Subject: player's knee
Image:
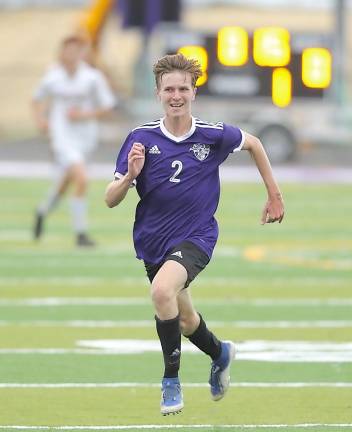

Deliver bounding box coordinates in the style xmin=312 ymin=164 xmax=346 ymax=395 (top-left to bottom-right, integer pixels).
xmin=74 ymin=174 xmax=87 ymax=195
xmin=151 ymin=281 xmax=175 ymax=307
xmin=179 ymin=312 xmax=199 ymax=335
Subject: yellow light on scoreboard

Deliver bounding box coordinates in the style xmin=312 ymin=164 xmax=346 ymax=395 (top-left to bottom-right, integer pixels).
xmin=302 ymin=48 xmax=332 ymax=89
xmin=272 ymin=68 xmax=292 ymax=108
xmin=253 ymin=27 xmax=290 ymax=67
xmin=217 ymin=26 xmax=248 ymax=66
xmin=178 ymin=45 xmax=208 ymax=86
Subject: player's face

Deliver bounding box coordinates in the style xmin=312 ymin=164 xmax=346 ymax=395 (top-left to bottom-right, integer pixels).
xmin=60 ymin=42 xmax=85 ymax=69
xmin=157 ymin=71 xmax=196 ymax=119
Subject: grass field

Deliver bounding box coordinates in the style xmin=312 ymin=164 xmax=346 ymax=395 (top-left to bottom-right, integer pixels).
xmin=0 ymin=179 xmax=351 ymax=432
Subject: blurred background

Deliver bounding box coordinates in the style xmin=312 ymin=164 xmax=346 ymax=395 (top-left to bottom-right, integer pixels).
xmin=0 ymin=3 xmax=351 ymax=427
xmin=1 ymin=0 xmax=352 ymax=168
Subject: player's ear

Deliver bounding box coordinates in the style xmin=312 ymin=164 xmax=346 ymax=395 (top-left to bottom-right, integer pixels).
xmin=192 ymin=86 xmax=197 ymax=101
xmin=155 ymin=87 xmax=161 ymax=101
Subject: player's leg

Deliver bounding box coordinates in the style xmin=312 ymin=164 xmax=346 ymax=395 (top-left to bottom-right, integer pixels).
xmin=173 ymin=246 xmax=236 ymax=402
xmin=165 ymin=242 xmax=221 ymax=364
xmin=152 ymin=260 xmax=186 ymax=319
xmin=151 ymin=260 xmax=186 ymax=415
xmin=69 ymin=163 xmax=95 ymax=247
xmin=180 ymin=291 xmax=235 ymax=401
xmin=178 ymin=289 xmax=222 ymax=360
xmin=177 ymin=288 xmax=200 ymax=335
xmin=33 ymin=165 xmax=70 ymax=240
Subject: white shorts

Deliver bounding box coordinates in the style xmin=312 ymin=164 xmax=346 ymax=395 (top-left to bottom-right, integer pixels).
xmin=54 ymin=146 xmax=85 ymax=167
xmin=52 ymin=140 xmax=97 ymax=168
xmin=51 ymin=123 xmax=98 ymax=168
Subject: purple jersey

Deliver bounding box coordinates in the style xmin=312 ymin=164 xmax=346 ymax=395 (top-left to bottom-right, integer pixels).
xmin=114 ymin=117 xmax=244 ymax=263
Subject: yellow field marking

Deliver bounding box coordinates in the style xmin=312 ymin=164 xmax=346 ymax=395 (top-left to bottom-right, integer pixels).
xmin=243 ymin=246 xmax=266 ymax=261
xmin=243 ymin=245 xmax=352 ymax=270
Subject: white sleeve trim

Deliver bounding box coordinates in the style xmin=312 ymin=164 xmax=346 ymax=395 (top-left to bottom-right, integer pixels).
xmin=232 ymin=129 xmax=245 ymax=153
xmin=114 ymin=172 xmax=136 ymax=187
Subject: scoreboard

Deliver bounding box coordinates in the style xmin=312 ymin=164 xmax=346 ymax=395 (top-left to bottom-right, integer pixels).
xmin=166 ymin=27 xmax=333 ymax=107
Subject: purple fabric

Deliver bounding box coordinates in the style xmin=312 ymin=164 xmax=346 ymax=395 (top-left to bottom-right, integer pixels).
xmin=114 ymin=118 xmax=243 ymax=263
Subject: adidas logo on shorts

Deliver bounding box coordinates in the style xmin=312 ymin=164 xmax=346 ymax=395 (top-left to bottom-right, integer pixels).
xmin=171 ymin=251 xmax=183 ymax=259
xmin=148 ymin=145 xmax=161 ymax=154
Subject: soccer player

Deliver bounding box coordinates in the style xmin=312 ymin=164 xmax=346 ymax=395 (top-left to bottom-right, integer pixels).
xmin=105 ymin=53 xmax=284 ymax=415
xmin=32 ymin=35 xmax=116 ymax=246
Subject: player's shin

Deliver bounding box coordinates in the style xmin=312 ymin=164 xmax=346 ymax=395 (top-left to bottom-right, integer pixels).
xmin=184 ymin=312 xmax=221 ymax=360
xmin=155 ymin=314 xmax=181 ymax=377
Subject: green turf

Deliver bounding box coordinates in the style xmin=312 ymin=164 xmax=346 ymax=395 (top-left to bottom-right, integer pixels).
xmin=0 ymin=302 xmax=351 ymax=322
xmin=0 ymin=353 xmax=351 ymax=383
xmin=0 ymin=179 xmax=351 ymax=430
xmin=1 ymin=324 xmax=352 ymax=348
xmin=0 ymin=387 xmax=352 ymax=427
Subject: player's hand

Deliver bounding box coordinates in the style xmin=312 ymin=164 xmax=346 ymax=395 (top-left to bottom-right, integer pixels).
xmin=37 ymin=118 xmax=49 ymax=135
xmin=67 ymin=107 xmax=90 ymax=121
xmin=127 ymin=143 xmax=145 ymax=181
xmin=261 ymin=193 xmax=284 ymax=224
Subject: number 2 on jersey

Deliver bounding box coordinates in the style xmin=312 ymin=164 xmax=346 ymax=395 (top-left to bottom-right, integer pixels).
xmin=169 ymin=160 xmax=183 ymax=183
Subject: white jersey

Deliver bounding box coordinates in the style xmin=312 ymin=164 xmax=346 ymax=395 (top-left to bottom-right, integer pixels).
xmin=33 ymin=61 xmax=116 ymax=166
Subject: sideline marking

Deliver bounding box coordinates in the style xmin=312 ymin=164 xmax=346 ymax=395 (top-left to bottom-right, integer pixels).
xmin=1 ymin=320 xmax=352 ymax=328
xmin=1 ymin=297 xmax=352 ymax=306
xmin=2 ymin=160 xmax=352 ymax=183
xmin=0 ymin=423 xmax=352 ymax=430
xmin=75 ymin=339 xmax=352 ymax=362
xmin=1 ymin=341 xmax=352 ymax=362
xmin=0 ymin=276 xmax=347 ymax=286
xmin=0 ymin=382 xmax=351 ymax=388
xmin=244 ymin=245 xmax=352 ymax=271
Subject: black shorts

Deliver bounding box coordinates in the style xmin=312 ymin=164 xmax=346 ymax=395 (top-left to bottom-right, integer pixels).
xmin=144 ymin=240 xmax=210 ymax=288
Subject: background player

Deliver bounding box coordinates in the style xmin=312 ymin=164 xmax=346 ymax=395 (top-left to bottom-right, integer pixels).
xmin=105 ymin=53 xmax=284 ymax=414
xmin=32 ymin=35 xmax=116 ymax=246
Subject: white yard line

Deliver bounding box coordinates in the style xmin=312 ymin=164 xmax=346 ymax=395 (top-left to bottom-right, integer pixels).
xmin=0 ymin=320 xmax=352 ymax=328
xmin=0 ymin=276 xmax=346 ymax=287
xmin=2 ymin=161 xmax=352 ymax=183
xmin=2 ymin=340 xmax=352 ymax=362
xmin=1 ymin=297 xmax=352 ymax=306
xmin=0 ymin=423 xmax=352 ymax=430
xmin=0 ymin=298 xmax=150 ymax=306
xmin=0 ymin=382 xmax=351 ymax=388
xmin=74 ymin=339 xmax=352 ymax=362
xmin=0 ymin=277 xmax=147 ymax=286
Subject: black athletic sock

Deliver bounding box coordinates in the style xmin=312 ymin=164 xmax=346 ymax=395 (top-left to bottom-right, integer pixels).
xmin=185 ymin=313 xmax=221 ymax=361
xmin=155 ymin=314 xmax=181 ymax=378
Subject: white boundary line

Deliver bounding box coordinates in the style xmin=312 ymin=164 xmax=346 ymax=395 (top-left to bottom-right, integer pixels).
xmin=1 ymin=297 xmax=352 ymax=306
xmin=3 ymin=340 xmax=352 ymax=362
xmin=0 ymin=382 xmax=351 ymax=388
xmin=1 ymin=320 xmax=352 ymax=328
xmin=0 ymin=423 xmax=352 ymax=430
xmin=2 ymin=160 xmax=352 ymax=183
xmin=0 ymin=160 xmax=352 ymax=184
xmin=0 ymin=276 xmax=347 ymax=286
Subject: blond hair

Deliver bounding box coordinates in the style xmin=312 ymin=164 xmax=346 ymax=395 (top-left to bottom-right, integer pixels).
xmin=153 ymin=53 xmax=202 ymax=88
xmin=61 ymin=35 xmax=87 ymax=48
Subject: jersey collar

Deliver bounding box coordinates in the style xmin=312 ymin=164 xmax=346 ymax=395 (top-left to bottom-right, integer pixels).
xmin=160 ymin=116 xmax=196 ymax=143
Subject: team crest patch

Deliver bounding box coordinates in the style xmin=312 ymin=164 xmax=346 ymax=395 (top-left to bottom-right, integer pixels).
xmin=190 ymin=143 xmax=210 ymax=161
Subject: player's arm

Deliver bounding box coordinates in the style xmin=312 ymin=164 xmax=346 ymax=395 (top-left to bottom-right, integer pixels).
xmin=105 ymin=143 xmax=145 ymax=208
xmin=67 ymin=106 xmax=114 ymax=121
xmin=69 ymin=71 xmax=116 ymax=121
xmin=32 ymin=99 xmax=49 ymax=134
xmin=242 ymin=132 xmax=284 ymax=224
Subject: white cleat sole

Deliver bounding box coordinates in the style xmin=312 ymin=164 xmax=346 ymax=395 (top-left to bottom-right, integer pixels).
xmin=161 ymin=402 xmax=184 ymax=416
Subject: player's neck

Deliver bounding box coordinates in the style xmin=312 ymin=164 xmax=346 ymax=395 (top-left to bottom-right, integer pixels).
xmin=163 ymin=115 xmax=192 ymax=137
xmin=63 ymin=62 xmax=79 ymax=76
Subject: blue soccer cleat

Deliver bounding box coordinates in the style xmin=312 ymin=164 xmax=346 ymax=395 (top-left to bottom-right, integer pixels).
xmin=209 ymin=341 xmax=236 ymax=401
xmin=160 ymin=377 xmax=184 ymax=415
